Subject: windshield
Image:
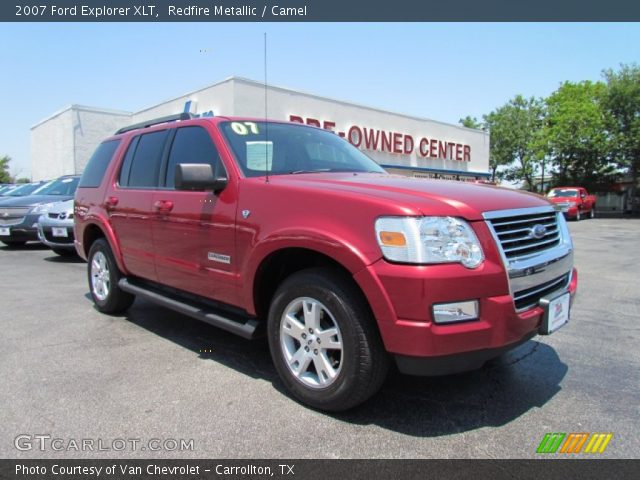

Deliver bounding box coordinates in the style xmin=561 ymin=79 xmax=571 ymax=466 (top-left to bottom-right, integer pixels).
xmin=6 ymin=182 xmax=44 ymax=196
xmin=220 ymin=121 xmax=386 ymax=177
xmin=548 ymin=189 xmax=578 ymax=198
xmin=32 ymin=177 xmax=80 ymax=196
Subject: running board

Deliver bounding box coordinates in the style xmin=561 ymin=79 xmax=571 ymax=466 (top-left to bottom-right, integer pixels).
xmin=118 ymin=278 xmax=261 ymax=339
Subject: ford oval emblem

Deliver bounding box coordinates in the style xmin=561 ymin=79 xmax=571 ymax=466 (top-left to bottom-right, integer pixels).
xmin=531 ymin=224 xmax=547 ymax=239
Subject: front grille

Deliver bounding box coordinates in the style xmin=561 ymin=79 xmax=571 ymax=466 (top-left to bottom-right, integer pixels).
xmin=0 ymin=217 xmax=25 ymax=226
xmin=0 ymin=207 xmax=31 ymax=216
xmin=0 ymin=207 xmax=30 ymax=226
xmin=513 ymin=273 xmax=570 ymax=311
xmin=43 ymin=228 xmax=74 ymax=244
xmin=488 ymin=211 xmax=560 ymax=259
xmin=48 ymin=213 xmax=60 ymax=219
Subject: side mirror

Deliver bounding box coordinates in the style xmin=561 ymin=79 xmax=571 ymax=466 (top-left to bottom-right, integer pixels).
xmin=175 ymin=163 xmax=227 ymax=192
xmin=581 ymin=193 xmax=586 ymax=198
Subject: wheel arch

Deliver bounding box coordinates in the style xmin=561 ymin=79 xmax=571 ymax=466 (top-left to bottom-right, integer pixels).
xmin=251 ymin=247 xmax=370 ymax=322
xmin=81 ymin=219 xmax=128 ymax=274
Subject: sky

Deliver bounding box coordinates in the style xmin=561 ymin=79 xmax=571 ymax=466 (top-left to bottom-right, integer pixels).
xmin=1 ymin=22 xmax=639 ymax=179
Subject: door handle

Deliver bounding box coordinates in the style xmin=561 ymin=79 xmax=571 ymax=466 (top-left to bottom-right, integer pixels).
xmin=153 ymin=200 xmax=174 ymax=213
xmin=105 ymin=196 xmax=119 ymax=211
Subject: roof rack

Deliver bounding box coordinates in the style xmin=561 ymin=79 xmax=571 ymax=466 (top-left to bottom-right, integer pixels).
xmin=115 ymin=112 xmax=197 ymax=135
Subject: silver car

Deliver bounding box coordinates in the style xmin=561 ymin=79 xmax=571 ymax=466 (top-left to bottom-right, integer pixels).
xmin=37 ymin=199 xmax=76 ymax=256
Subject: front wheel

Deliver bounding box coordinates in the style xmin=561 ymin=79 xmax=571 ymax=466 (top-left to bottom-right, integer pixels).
xmin=87 ymin=238 xmax=135 ymax=314
xmin=267 ymin=268 xmax=389 ymax=411
xmin=575 ymin=210 xmax=581 ymax=221
xmin=589 ymin=208 xmax=595 ymax=219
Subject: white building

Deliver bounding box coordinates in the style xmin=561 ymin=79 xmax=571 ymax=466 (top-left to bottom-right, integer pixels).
xmin=31 ymin=77 xmax=490 ymax=181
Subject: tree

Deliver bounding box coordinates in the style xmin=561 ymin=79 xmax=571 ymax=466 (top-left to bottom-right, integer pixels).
xmin=483 ymin=96 xmax=544 ymax=189
xmin=541 ymin=81 xmax=614 ymax=191
xmin=15 ymin=178 xmax=30 ymax=184
xmin=602 ymin=64 xmax=640 ymax=190
xmin=0 ymin=155 xmax=12 ymax=183
xmin=458 ymin=116 xmax=483 ymax=129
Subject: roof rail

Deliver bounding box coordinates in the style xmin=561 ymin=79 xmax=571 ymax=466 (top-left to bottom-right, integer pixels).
xmin=115 ymin=112 xmax=197 ymax=135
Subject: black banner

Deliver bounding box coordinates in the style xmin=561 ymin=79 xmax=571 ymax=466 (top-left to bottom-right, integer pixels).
xmin=3 ymin=0 xmax=640 ymax=22
xmin=0 ymin=460 xmax=638 ymax=480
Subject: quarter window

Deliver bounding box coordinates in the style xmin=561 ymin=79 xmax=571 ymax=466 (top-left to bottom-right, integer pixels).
xmin=122 ymin=130 xmax=169 ymax=188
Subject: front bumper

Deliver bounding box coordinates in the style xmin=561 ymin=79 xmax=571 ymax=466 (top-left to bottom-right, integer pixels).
xmin=0 ymin=214 xmax=41 ymax=242
xmin=356 ymin=260 xmax=578 ymax=375
xmin=37 ymin=216 xmax=75 ymax=249
xmin=353 ymin=210 xmax=577 ymax=376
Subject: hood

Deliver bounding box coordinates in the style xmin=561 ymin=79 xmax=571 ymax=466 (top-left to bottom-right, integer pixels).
xmin=271 ymin=173 xmax=553 ymax=220
xmin=46 ymin=199 xmax=75 ymax=215
xmin=0 ymin=194 xmax=74 ymax=208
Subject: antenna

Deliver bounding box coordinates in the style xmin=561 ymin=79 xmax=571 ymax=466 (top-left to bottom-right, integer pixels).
xmin=264 ymin=32 xmax=269 ymax=184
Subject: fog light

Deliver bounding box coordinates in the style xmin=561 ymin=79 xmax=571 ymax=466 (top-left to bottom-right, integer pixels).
xmin=432 ymin=300 xmax=479 ymax=324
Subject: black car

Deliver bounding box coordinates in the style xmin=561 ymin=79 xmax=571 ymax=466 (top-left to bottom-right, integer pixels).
xmin=0 ymin=176 xmax=80 ymax=247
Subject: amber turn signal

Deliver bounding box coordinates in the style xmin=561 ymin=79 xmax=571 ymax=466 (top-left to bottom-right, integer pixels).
xmin=378 ymin=231 xmax=407 ymax=247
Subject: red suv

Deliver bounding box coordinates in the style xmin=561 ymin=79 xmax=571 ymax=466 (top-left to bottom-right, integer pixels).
xmin=75 ymin=113 xmax=577 ymax=411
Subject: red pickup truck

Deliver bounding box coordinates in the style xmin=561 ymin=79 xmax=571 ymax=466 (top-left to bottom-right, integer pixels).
xmin=547 ymin=187 xmax=597 ymax=220
xmin=74 ymin=114 xmax=577 ymax=411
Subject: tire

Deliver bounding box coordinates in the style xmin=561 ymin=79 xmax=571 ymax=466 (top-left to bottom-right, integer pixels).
xmin=589 ymin=208 xmax=595 ymax=219
xmin=52 ymin=247 xmax=75 ymax=257
xmin=87 ymin=238 xmax=135 ymax=314
xmin=267 ymin=268 xmax=389 ymax=411
xmin=1 ymin=240 xmax=26 ymax=248
xmin=575 ymin=210 xmax=581 ymax=221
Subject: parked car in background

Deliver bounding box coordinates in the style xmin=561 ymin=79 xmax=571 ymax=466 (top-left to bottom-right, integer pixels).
xmin=0 ymin=175 xmax=80 ymax=247
xmin=547 ymin=187 xmax=597 ymax=220
xmin=0 ymin=185 xmax=16 ymax=196
xmin=0 ymin=181 xmax=47 ymax=199
xmin=37 ymin=199 xmax=77 ymax=256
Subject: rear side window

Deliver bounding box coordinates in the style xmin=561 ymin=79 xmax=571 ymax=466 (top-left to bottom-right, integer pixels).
xmin=120 ymin=130 xmax=169 ymax=188
xmin=79 ymin=140 xmax=121 ymax=188
xmin=165 ymin=127 xmax=222 ymax=188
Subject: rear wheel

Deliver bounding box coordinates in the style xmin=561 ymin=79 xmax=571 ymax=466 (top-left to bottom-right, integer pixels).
xmin=87 ymin=238 xmax=135 ymax=314
xmin=267 ymin=268 xmax=389 ymax=411
xmin=1 ymin=240 xmax=26 ymax=248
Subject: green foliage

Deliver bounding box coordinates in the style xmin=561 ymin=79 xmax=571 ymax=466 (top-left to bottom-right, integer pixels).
xmin=15 ymin=178 xmax=30 ymax=184
xmin=483 ymin=95 xmax=544 ymax=190
xmin=602 ymin=63 xmax=640 ymax=185
xmin=541 ymin=80 xmax=615 ymax=190
xmin=0 ymin=155 xmax=12 ymax=184
xmin=458 ymin=116 xmax=483 ymax=129
xmin=474 ymin=64 xmax=639 ymax=191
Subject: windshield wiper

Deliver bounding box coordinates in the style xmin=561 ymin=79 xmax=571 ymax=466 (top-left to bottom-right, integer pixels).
xmin=289 ymin=169 xmax=332 ymax=174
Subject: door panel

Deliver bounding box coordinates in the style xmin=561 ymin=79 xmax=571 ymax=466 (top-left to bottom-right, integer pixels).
xmin=108 ymin=189 xmax=157 ymax=281
xmin=151 ymin=190 xmax=236 ymax=302
xmin=150 ymin=125 xmax=238 ymax=304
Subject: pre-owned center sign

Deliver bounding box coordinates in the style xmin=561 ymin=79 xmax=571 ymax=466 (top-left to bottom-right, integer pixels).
xmin=289 ymin=115 xmax=472 ymax=162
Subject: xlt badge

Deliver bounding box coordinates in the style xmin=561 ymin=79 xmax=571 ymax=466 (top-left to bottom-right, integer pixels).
xmin=208 ymin=252 xmax=231 ymax=264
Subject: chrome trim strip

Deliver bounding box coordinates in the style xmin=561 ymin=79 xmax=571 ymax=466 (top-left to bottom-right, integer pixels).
xmin=482 ymin=205 xmax=556 ymax=220
xmin=483 ymin=206 xmax=574 ymax=312
xmin=502 ymin=235 xmax=560 ymax=253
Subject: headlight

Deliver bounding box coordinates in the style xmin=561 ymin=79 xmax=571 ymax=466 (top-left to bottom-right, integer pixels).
xmin=375 ymin=216 xmax=484 ymax=268
xmin=30 ymin=202 xmax=55 ymax=214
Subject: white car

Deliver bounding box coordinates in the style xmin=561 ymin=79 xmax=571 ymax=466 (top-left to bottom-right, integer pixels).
xmin=37 ymin=199 xmax=76 ymax=256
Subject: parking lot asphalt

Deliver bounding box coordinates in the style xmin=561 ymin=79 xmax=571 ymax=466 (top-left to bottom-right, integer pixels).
xmin=1 ymin=217 xmax=638 ymax=459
